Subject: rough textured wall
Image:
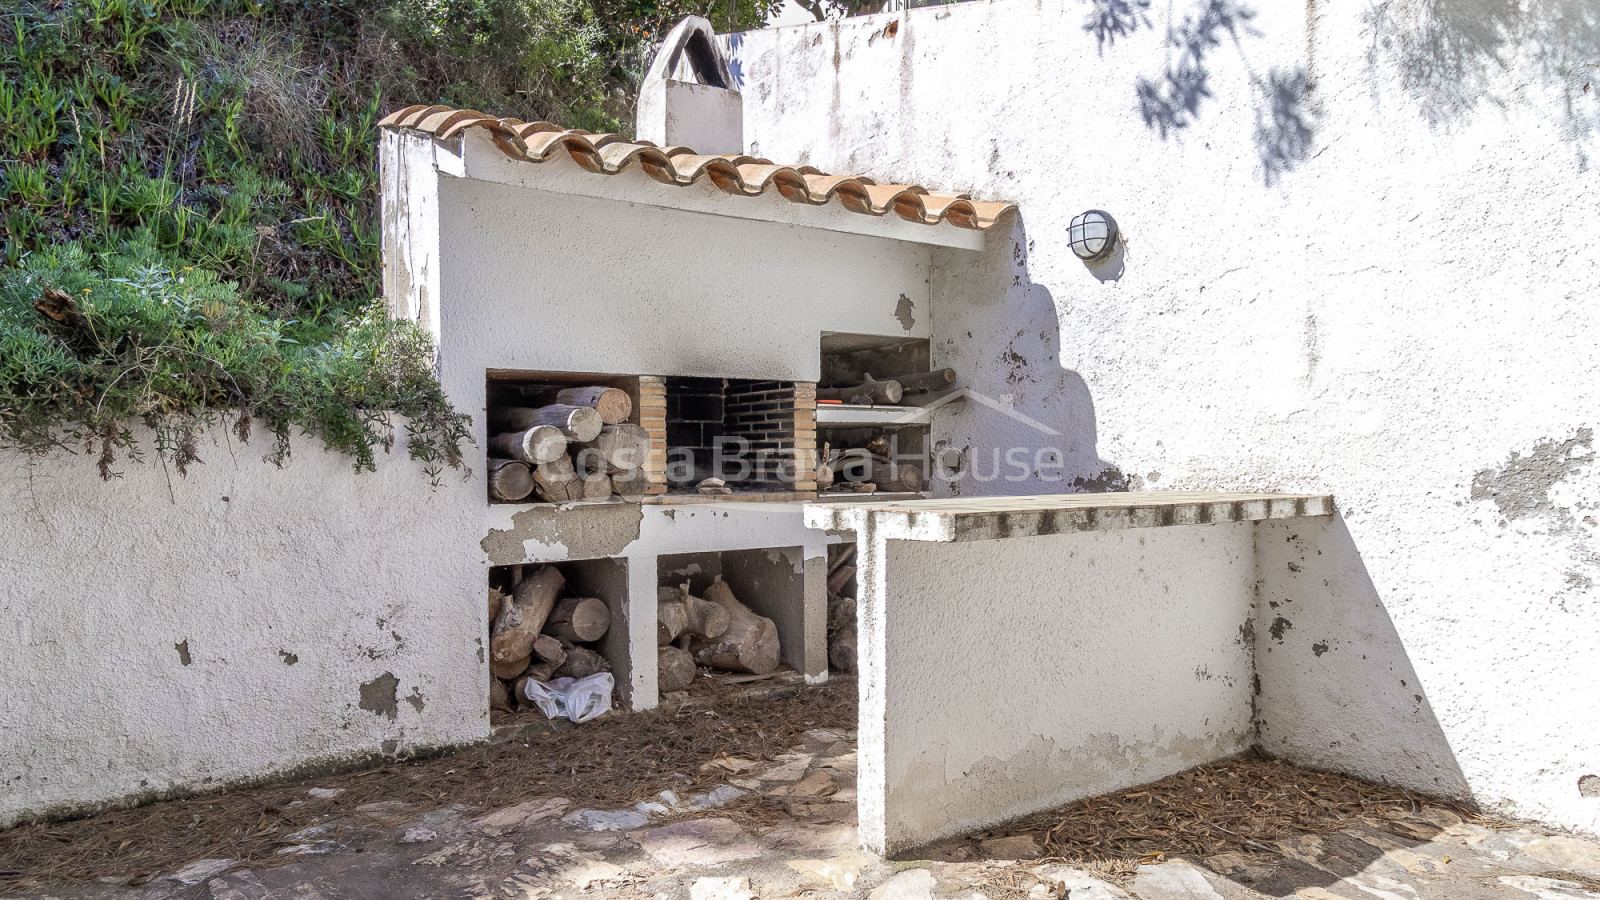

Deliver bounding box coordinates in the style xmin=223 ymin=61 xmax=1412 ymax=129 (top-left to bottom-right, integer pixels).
xmin=436 ymin=169 xmax=932 ymax=385
xmin=1255 ymin=515 xmax=1474 ymax=803
xmin=872 ymin=524 xmax=1257 ymax=853
xmin=0 ymin=430 xmax=485 ymax=828
xmin=735 ymin=0 xmax=1600 ymax=834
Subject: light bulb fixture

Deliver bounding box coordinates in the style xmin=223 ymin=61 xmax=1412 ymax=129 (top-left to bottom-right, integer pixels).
xmin=1068 ymin=210 xmax=1119 ymax=262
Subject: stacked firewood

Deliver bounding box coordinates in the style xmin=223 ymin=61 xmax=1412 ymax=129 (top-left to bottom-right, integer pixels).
xmin=826 ymin=545 xmax=858 ymax=673
xmin=656 ymin=579 xmax=781 ymax=692
xmin=488 ymin=565 xmax=613 ymax=712
xmin=815 ymin=367 xmax=955 ymax=406
xmin=815 ymin=368 xmax=954 ymax=495
xmin=487 ymin=386 xmax=652 ymax=503
xmin=818 ymin=436 xmax=924 ymax=494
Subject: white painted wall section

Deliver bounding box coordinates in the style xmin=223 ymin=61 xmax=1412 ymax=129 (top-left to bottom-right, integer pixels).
xmin=741 ymin=0 xmax=1600 ymax=836
xmin=874 ymin=526 xmax=1256 ymax=853
xmin=0 ymin=430 xmax=485 ymax=828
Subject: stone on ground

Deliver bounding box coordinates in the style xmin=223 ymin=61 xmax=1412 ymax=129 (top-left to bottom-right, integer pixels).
xmin=473 ymin=796 xmax=570 ymax=835
xmin=1132 ymin=861 xmax=1226 ymax=899
xmin=868 ymin=867 xmax=936 ymax=900
xmin=561 ymin=807 xmax=650 ymax=831
xmin=978 ymin=834 xmax=1042 ymax=859
xmin=690 ymin=875 xmax=756 ymax=900
xmin=787 ymin=851 xmax=875 ymax=890
xmin=1036 ymin=865 xmax=1133 ymax=899
xmin=630 ymin=818 xmax=763 ymax=868
xmin=166 ymin=858 xmax=234 ymax=884
xmin=1519 ymin=836 xmax=1600 ymax=877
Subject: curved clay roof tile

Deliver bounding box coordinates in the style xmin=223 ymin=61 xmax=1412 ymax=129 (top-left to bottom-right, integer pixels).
xmin=379 ymin=105 xmax=1016 ymax=233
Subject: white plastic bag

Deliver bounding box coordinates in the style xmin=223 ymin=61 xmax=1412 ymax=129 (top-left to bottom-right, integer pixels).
xmin=521 ymin=673 xmax=614 ymax=723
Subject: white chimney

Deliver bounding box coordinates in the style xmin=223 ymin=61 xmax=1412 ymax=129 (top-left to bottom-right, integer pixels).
xmin=636 ymin=16 xmax=743 ymax=155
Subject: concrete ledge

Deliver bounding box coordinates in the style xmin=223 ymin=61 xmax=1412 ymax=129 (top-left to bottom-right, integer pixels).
xmin=804 ymin=490 xmax=1334 ymax=542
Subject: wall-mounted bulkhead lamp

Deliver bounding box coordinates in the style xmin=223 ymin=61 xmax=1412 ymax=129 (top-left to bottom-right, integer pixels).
xmin=1068 ymin=210 xmax=1119 ymax=261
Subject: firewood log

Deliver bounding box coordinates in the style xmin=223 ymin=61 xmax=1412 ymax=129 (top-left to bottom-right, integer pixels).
xmin=490 ymin=565 xmax=564 ymax=676
xmin=580 ymin=471 xmax=612 ymax=501
xmin=554 ymin=644 xmax=611 ymax=679
xmin=656 ymin=584 xmax=730 ymax=645
xmin=533 ymin=455 xmax=581 ymax=503
xmin=555 ymin=386 xmax=632 ymax=425
xmin=491 ymin=652 xmax=531 ymax=680
xmin=490 ymin=675 xmax=512 ymax=712
xmin=488 ymin=587 xmax=507 ymax=625
xmin=487 ymin=459 xmax=535 ymax=502
xmin=816 ymin=442 xmax=834 ymax=487
xmin=495 ymin=404 xmax=603 ymax=442
xmin=658 ymin=645 xmax=697 ymax=692
xmin=543 ymin=596 xmax=610 ymax=643
xmin=532 ymin=634 xmax=566 ymax=665
xmin=612 ymin=468 xmax=650 ymax=499
xmin=826 ymin=565 xmax=856 ymax=597
xmin=829 ymin=543 xmax=856 ymax=575
xmin=578 ymin=424 xmax=650 ymax=472
xmin=837 ymin=451 xmax=922 ymax=493
xmin=895 ymin=368 xmax=957 ymax=394
xmin=657 ymin=590 xmax=690 ymax=645
xmin=829 ymin=628 xmax=858 ymax=673
xmin=692 ymin=580 xmax=780 ymax=675
xmin=512 ymin=663 xmax=559 ymax=708
xmin=828 ymin=594 xmax=857 ymax=631
xmin=488 ymin=425 xmax=568 ymax=465
xmin=817 ymin=374 xmax=903 ymax=406
xmin=883 ymin=461 xmax=923 ymax=493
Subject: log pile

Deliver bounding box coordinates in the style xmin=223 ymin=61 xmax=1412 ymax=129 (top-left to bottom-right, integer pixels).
xmin=826 ymin=544 xmax=858 ymax=673
xmin=486 ymin=386 xmax=652 ymax=503
xmin=655 ymin=580 xmax=782 ymax=691
xmin=488 ymin=565 xmax=615 ymax=713
xmin=814 ymin=368 xmax=954 ymax=496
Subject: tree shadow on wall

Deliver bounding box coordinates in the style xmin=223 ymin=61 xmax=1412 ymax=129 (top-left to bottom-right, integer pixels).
xmin=1364 ymin=0 xmax=1599 ymax=167
xmin=1083 ymin=0 xmax=1153 ymax=54
xmin=1102 ymin=0 xmax=1321 ymax=186
xmin=928 ymin=214 xmax=1129 ymax=498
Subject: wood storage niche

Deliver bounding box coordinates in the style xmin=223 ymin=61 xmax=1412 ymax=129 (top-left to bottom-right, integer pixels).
xmin=485 ymin=371 xmax=659 ymax=504
xmin=654 ymin=547 xmax=807 ymax=699
xmin=487 ymin=557 xmax=631 ymax=718
xmin=815 ymin=333 xmax=942 ymax=497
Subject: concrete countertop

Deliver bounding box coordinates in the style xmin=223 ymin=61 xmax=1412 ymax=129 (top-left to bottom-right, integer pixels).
xmin=803 ymin=490 xmax=1335 ymax=543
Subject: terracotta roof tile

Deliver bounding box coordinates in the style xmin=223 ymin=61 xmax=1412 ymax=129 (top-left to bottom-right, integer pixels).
xmin=379 ymin=105 xmax=1017 ymax=233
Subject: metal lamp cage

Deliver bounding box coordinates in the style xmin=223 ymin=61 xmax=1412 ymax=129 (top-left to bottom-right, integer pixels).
xmin=1068 ymin=210 xmax=1118 ymax=261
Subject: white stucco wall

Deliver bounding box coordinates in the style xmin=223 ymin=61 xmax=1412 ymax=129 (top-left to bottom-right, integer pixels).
xmin=433 ymin=156 xmax=933 ymax=386
xmin=869 ymin=523 xmax=1257 ymax=853
xmin=0 ymin=430 xmax=484 ymax=828
xmin=735 ymin=0 xmax=1600 ymax=835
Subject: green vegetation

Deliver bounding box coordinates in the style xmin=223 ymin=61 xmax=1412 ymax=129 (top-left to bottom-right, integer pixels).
xmin=2 ymin=238 xmax=471 ymax=481
xmin=0 ymin=0 xmax=777 ymax=478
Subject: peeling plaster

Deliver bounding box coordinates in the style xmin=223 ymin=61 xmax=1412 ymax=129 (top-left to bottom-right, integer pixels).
xmin=1472 ymin=428 xmax=1595 ymax=528
xmin=174 ymin=640 xmax=192 ymax=666
xmin=481 ymin=503 xmax=643 ymax=565
xmin=894 ymin=293 xmax=916 ymax=330
xmin=1269 ymin=615 xmax=1294 ymax=642
xmin=359 ymin=672 xmax=401 ymax=721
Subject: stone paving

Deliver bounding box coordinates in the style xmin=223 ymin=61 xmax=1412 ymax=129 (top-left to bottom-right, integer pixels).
xmin=9 ymin=727 xmax=1600 ymax=900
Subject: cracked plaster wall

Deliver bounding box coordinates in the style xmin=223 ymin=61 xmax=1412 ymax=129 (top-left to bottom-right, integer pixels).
xmin=736 ymin=0 xmax=1600 ymax=836
xmin=0 ymin=427 xmax=484 ymax=829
